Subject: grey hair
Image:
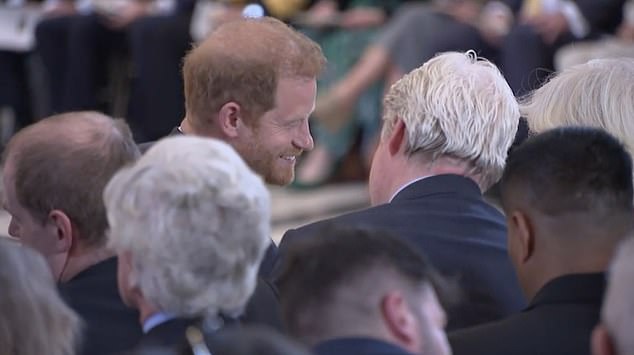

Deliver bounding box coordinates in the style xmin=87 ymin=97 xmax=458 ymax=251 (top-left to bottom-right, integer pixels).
xmin=382 ymin=51 xmax=519 ymax=188
xmin=522 ymin=58 xmax=634 ymax=156
xmin=105 ymin=136 xmax=271 ymax=318
xmin=602 ymin=236 xmax=634 ymax=354
xmin=0 ymin=238 xmax=81 ymax=355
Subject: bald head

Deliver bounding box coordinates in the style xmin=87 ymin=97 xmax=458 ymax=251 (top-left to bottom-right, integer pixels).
xmin=3 ymin=111 xmax=140 ymax=246
xmin=183 ymin=16 xmax=325 ymax=132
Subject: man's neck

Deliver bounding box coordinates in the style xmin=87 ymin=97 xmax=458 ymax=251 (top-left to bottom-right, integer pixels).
xmin=138 ymin=301 xmax=164 ymax=331
xmin=381 ymin=156 xmax=483 ymax=204
xmin=180 ymin=116 xmax=221 ymax=138
xmin=522 ymin=250 xmax=612 ymax=300
xmin=179 ymin=117 xmax=194 ymax=135
xmin=60 ymin=246 xmax=115 ymax=282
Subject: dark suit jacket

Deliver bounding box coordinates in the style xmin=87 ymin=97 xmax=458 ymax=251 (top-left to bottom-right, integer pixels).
xmin=278 ymin=174 xmax=525 ymax=330
xmin=242 ymin=277 xmax=283 ymax=330
xmin=503 ymin=0 xmax=624 ymax=36
xmin=314 ymin=337 xmax=416 ymax=355
xmin=449 ymin=273 xmax=605 ymax=355
xmin=58 ymin=257 xmax=143 ymax=355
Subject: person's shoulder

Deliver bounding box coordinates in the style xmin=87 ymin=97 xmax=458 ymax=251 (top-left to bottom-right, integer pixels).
xmin=448 ymin=315 xmax=527 ymax=355
xmin=281 ymin=204 xmax=390 ymax=243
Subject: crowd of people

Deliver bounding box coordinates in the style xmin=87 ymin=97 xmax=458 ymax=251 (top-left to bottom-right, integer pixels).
xmin=1 ymin=1 xmax=634 ymax=355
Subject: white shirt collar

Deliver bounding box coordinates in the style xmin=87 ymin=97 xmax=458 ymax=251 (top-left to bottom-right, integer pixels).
xmin=143 ymin=311 xmax=176 ymax=333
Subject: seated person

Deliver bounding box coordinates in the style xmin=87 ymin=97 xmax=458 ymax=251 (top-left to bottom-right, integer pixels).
xmin=450 ymin=127 xmax=634 ymax=355
xmin=1 ymin=111 xmax=143 ymax=355
xmin=277 ymin=226 xmax=451 ymax=355
xmin=279 ymin=51 xmax=525 ymax=330
xmin=0 ymin=237 xmax=81 ymax=355
xmin=104 ymin=136 xmax=276 ymax=351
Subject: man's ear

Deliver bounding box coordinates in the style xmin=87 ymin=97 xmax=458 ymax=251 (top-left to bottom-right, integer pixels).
xmin=47 ymin=210 xmax=74 ymax=254
xmin=508 ymin=210 xmax=535 ymax=264
xmin=381 ymin=291 xmax=418 ymax=351
xmin=387 ymin=119 xmax=407 ymax=156
xmin=217 ymin=102 xmax=244 ymax=138
xmin=591 ymin=324 xmax=616 ymax=355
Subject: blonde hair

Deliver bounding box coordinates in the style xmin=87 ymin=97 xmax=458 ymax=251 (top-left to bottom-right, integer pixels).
xmin=382 ymin=51 xmax=519 ymax=188
xmin=183 ymin=17 xmax=325 ymax=131
xmin=522 ymin=58 xmax=634 ymax=155
xmin=0 ymin=238 xmax=81 ymax=355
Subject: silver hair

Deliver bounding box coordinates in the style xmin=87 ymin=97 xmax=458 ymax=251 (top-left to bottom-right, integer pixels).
xmin=0 ymin=238 xmax=81 ymax=355
xmin=105 ymin=136 xmax=271 ymax=318
xmin=382 ymin=51 xmax=519 ymax=188
xmin=522 ymin=58 xmax=634 ymax=156
xmin=602 ymin=236 xmax=634 ymax=354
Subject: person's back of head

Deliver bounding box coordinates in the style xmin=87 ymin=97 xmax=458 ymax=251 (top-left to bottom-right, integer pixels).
xmin=500 ymin=127 xmax=634 ymax=298
xmin=369 ymin=51 xmax=519 ymax=203
xmin=522 ymin=58 xmax=634 ymax=158
xmin=0 ymin=238 xmax=81 ymax=355
xmin=1 ymin=111 xmax=140 ymax=281
xmin=104 ymin=136 xmax=271 ymax=320
xmin=182 ymin=16 xmax=326 ymax=133
xmin=277 ymin=226 xmax=451 ymax=355
xmin=592 ymin=236 xmax=634 ymax=355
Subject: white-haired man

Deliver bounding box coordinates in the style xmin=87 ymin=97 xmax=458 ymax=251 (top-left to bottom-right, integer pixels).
xmin=278 ymin=51 xmax=525 ymax=330
xmin=592 ymin=237 xmax=634 ymax=355
xmin=104 ymin=136 xmax=273 ymax=351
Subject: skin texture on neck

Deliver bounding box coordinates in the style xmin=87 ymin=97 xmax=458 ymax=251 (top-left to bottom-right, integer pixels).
xmin=508 ymin=203 xmax=627 ymax=300
xmin=369 ymin=120 xmax=484 ymax=205
xmin=137 ymin=298 xmax=161 ymax=328
xmin=179 ymin=116 xmax=217 ymax=137
xmin=374 ymin=153 xmax=483 ymax=206
xmin=520 ymin=236 xmax=617 ymax=300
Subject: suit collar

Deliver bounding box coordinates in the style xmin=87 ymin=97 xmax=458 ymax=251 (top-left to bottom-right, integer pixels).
xmin=526 ymin=272 xmax=605 ymax=311
xmin=314 ymin=337 xmax=415 ymax=355
xmin=391 ymin=174 xmax=482 ymax=203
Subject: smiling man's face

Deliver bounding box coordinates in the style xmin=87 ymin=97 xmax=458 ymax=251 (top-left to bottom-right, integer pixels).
xmin=234 ymin=77 xmax=316 ymax=186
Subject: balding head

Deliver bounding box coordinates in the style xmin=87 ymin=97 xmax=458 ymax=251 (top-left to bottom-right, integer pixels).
xmin=183 ymin=16 xmax=326 ymax=132
xmin=1 ymin=111 xmax=139 ymax=278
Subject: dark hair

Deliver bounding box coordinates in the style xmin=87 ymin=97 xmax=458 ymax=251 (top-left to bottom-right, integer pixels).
xmin=276 ymin=225 xmax=440 ymax=340
xmin=501 ymin=126 xmax=633 ymax=217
